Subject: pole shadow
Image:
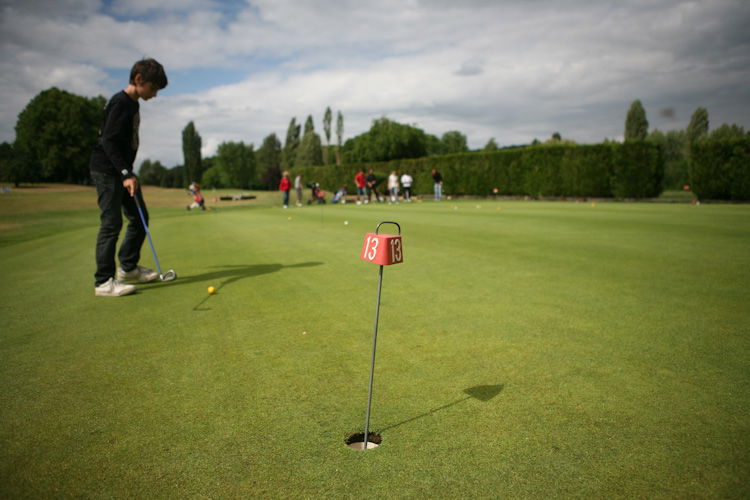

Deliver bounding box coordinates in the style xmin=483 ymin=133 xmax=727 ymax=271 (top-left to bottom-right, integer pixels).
xmin=378 ymin=384 xmax=504 ymax=433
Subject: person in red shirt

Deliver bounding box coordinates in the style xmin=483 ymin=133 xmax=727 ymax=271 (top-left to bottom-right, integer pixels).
xmin=279 ymin=171 xmax=291 ymax=208
xmin=355 ymin=168 xmax=367 ymax=204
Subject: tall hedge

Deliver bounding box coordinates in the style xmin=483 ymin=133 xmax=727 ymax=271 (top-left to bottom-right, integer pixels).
xmin=689 ymin=139 xmax=750 ymax=200
xmin=293 ymin=143 xmax=665 ymax=199
xmin=558 ymin=145 xmax=612 ymax=197
xmin=611 ymin=141 xmax=664 ymax=198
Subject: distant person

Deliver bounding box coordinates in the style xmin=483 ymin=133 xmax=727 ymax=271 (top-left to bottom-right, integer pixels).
xmin=90 ymin=58 xmax=168 ymax=297
xmin=187 ymin=182 xmax=205 ymax=210
xmin=307 ymin=181 xmax=326 ymax=204
xmin=279 ymin=171 xmax=291 ymax=209
xmin=294 ymin=174 xmax=303 ymax=207
xmin=432 ymin=169 xmax=443 ymax=201
xmin=294 ymin=173 xmax=304 ymax=206
xmin=388 ymin=170 xmax=400 ymax=203
xmin=366 ymin=169 xmax=382 ymax=203
xmin=332 ymin=185 xmax=348 ymax=204
xmin=400 ymin=172 xmax=413 ymax=201
xmin=355 ymin=168 xmax=367 ymax=204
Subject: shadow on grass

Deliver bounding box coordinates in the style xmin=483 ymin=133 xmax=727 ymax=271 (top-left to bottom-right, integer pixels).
xmin=138 ymin=262 xmax=324 ymax=309
xmin=190 ymin=262 xmax=324 ymax=310
xmin=378 ymin=384 xmax=504 ymax=432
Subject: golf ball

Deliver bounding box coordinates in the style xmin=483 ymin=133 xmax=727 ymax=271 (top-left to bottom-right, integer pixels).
xmin=344 ymin=220 xmax=349 ymax=225
xmin=208 ymin=286 xmax=216 ymax=295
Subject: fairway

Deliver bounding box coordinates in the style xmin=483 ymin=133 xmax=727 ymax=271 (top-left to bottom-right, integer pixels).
xmin=1 ymin=186 xmax=749 ymax=498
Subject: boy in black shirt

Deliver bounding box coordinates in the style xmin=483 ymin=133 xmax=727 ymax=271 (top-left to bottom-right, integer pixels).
xmin=90 ymin=58 xmax=168 ymax=296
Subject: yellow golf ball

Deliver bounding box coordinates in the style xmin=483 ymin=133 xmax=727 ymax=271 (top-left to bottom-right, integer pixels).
xmin=208 ymin=286 xmax=216 ymax=295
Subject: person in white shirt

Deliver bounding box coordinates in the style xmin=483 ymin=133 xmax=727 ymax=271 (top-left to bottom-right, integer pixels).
xmin=400 ymin=172 xmax=413 ymax=202
xmin=387 ymin=171 xmax=399 ymax=203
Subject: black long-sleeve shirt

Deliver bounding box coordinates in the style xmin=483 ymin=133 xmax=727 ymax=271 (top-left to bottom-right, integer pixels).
xmin=89 ymin=91 xmax=140 ymax=180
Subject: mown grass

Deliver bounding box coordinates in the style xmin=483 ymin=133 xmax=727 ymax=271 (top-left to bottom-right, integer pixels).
xmin=1 ymin=185 xmax=748 ymax=498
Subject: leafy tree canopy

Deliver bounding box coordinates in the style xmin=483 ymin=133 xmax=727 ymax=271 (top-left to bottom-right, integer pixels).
xmin=14 ymin=87 xmax=105 ymax=184
xmin=138 ymin=159 xmax=168 ymax=186
xmin=255 ymin=133 xmax=282 ymax=189
xmin=441 ymin=131 xmax=469 ymax=154
xmin=213 ymin=141 xmax=256 ymax=189
xmin=625 ymin=100 xmax=649 ymax=141
xmin=483 ymin=138 xmax=499 ymax=152
xmin=686 ymin=107 xmax=709 ymax=144
xmin=343 ymin=117 xmax=428 ymax=163
xmin=182 ymin=121 xmax=202 ymax=186
xmin=709 ymin=123 xmax=746 ymax=140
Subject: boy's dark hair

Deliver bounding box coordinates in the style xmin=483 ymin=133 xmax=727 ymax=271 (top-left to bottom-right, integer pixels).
xmin=130 ymin=58 xmax=168 ymax=89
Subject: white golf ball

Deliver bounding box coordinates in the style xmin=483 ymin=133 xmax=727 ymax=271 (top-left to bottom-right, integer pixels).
xmin=344 ymin=220 xmax=349 ymax=225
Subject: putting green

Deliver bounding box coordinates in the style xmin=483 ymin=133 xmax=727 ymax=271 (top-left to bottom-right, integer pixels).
xmin=1 ymin=186 xmax=749 ymax=497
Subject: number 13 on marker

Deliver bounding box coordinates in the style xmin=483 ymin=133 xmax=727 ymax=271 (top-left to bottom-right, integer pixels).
xmin=360 ymin=233 xmax=403 ymax=266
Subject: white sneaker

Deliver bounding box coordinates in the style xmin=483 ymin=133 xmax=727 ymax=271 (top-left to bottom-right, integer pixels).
xmin=117 ymin=265 xmax=159 ymax=283
xmin=95 ymin=277 xmax=136 ymax=297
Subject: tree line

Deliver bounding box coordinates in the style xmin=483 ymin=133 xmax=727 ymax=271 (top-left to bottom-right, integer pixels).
xmin=143 ymin=113 xmax=477 ymax=191
xmin=1 ymin=87 xmax=747 ymax=196
xmin=623 ymin=99 xmax=748 ymax=190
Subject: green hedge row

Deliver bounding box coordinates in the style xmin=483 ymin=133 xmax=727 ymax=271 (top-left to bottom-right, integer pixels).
xmin=293 ymin=142 xmax=664 ymax=199
xmin=690 ymin=139 xmax=750 ymax=200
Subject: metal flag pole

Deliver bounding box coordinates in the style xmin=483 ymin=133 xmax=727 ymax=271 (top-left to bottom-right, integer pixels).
xmin=363 ymin=263 xmax=384 ymax=449
xmin=356 ymin=220 xmax=402 ymax=450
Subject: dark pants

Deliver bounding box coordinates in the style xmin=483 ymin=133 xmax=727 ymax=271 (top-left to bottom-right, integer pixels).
xmin=92 ymin=171 xmax=147 ymax=286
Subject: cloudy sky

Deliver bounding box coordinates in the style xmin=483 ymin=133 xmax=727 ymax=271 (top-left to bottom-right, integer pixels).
xmin=1 ymin=0 xmax=749 ymax=167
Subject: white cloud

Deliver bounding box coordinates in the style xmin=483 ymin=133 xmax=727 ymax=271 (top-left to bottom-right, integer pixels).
xmin=1 ymin=0 xmax=749 ymax=167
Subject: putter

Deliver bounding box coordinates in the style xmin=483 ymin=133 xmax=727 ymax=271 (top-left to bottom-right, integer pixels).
xmin=133 ymin=193 xmax=177 ymax=282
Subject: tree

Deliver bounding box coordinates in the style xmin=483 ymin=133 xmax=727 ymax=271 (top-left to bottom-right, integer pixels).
xmin=323 ymin=107 xmax=332 ymax=164
xmin=335 ymin=111 xmax=344 ymax=165
xmin=544 ymin=132 xmax=576 ymax=145
xmin=425 ymin=134 xmax=443 ymax=155
xmin=138 ymin=159 xmax=168 ymax=186
xmin=297 ymin=115 xmax=323 ymax=167
xmin=214 ymin=141 xmax=255 ymax=188
xmin=624 ymin=100 xmax=648 ymax=141
xmin=441 ymin=131 xmax=469 ymax=154
xmin=282 ymin=118 xmax=300 ymax=170
xmin=483 ymin=138 xmax=499 ymax=152
xmin=162 ymin=166 xmax=185 ymax=188
xmin=0 ymin=142 xmax=25 ymax=186
xmin=343 ymin=117 xmax=427 ymax=163
xmin=200 ymin=156 xmax=215 ymax=185
xmin=182 ymin=121 xmax=202 ymax=186
xmin=648 ymin=128 xmax=688 ymax=189
xmin=201 ymin=165 xmax=222 ymax=189
xmin=14 ymin=87 xmax=105 ymax=184
xmin=686 ymin=107 xmax=709 ymax=146
xmin=256 ymin=133 xmax=282 ymax=189
xmin=710 ymin=123 xmax=747 ymax=140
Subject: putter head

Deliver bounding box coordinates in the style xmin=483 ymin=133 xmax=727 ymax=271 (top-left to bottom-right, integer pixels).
xmin=160 ymin=269 xmax=177 ymax=282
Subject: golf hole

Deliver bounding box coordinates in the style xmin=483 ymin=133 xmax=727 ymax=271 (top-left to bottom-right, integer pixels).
xmin=345 ymin=432 xmax=382 ymax=450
